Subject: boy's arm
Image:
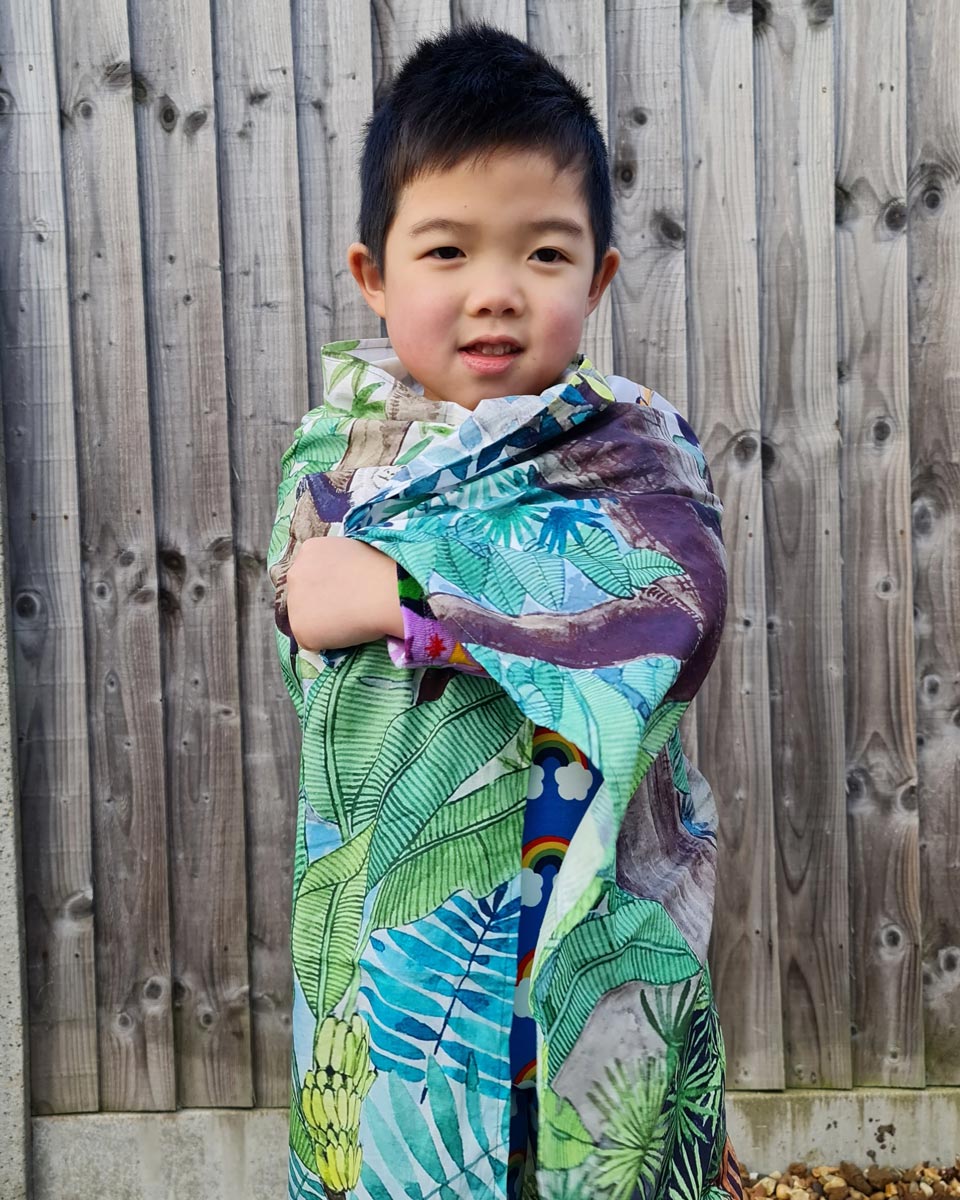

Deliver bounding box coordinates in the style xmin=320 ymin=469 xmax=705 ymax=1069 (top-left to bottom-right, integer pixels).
xmin=285 ymin=536 xmax=484 ymax=673
xmin=285 ymin=537 xmax=404 ymax=651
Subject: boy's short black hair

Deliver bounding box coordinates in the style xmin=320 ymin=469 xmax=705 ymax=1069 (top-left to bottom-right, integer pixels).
xmin=359 ymin=24 xmax=613 ymax=275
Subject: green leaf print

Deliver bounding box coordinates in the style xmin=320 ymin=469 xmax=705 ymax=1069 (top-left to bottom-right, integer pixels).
xmin=533 ymin=890 xmax=701 ymax=1080
xmin=367 ymin=770 xmax=526 ymax=931
xmin=623 ymin=547 xmax=684 ymax=590
xmin=360 ymin=685 xmax=523 ymax=884
xmin=561 ymin=525 xmax=632 ymax=597
xmin=537 ymin=1085 xmax=594 ymax=1171
xmin=589 ymin=1058 xmax=672 ymax=1200
xmin=291 ymin=822 xmax=374 ymax=1016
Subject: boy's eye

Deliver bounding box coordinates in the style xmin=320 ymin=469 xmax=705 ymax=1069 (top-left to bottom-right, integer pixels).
xmin=530 ymin=247 xmax=567 ymax=263
xmin=428 ymin=246 xmax=463 ymax=260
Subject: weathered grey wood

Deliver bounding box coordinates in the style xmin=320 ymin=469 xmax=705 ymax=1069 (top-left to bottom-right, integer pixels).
xmin=128 ymin=0 xmax=254 ymax=1109
xmin=605 ymin=0 xmax=685 ymax=407
xmin=212 ymin=0 xmax=307 ymax=1107
xmin=0 ymin=377 xmax=31 ymax=1195
xmin=0 ymin=0 xmax=98 ymax=1114
xmin=292 ymin=0 xmax=378 ymax=411
xmin=451 ymin=0 xmax=525 ymax=38
xmin=682 ymin=0 xmax=783 ymax=1090
xmin=836 ymin=0 xmax=923 ymax=1087
xmin=52 ymin=0 xmax=175 ymax=1112
xmin=529 ymin=0 xmax=611 ymax=374
xmin=371 ymin=0 xmax=450 ymax=104
xmin=754 ymin=0 xmax=852 ymax=1087
xmin=605 ymin=0 xmax=696 ymax=757
xmin=907 ymin=0 xmax=960 ymax=1086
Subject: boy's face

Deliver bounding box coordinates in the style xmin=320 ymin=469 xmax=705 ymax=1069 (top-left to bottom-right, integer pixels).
xmin=349 ymin=149 xmax=619 ymax=409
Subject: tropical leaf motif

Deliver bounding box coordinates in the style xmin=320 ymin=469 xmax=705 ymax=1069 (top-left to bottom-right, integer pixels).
xmin=301 ymin=643 xmax=414 ymax=834
xmin=561 ymin=525 xmax=632 ymax=597
xmin=533 ymin=888 xmax=701 ymax=1081
xmin=359 ymin=885 xmax=518 ymax=1098
xmin=658 ymin=980 xmax=726 ymax=1200
xmin=589 ymin=1057 xmax=672 ymax=1200
xmin=624 ymin=548 xmax=684 ymax=590
xmin=291 ymin=822 xmax=373 ymax=1015
xmin=360 ymin=1055 xmax=507 ymax=1200
xmin=537 ymin=1085 xmax=594 ymax=1171
xmin=367 ymin=770 xmax=526 ymax=930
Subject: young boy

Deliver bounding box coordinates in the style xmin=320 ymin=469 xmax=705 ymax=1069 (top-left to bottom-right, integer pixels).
xmin=271 ymin=24 xmax=738 ymax=1200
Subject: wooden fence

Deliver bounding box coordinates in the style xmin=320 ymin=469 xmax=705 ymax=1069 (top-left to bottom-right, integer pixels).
xmin=0 ymin=0 xmax=956 ymax=1129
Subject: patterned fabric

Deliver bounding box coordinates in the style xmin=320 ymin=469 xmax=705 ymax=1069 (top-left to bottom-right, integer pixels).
xmin=269 ymin=338 xmax=733 ymax=1200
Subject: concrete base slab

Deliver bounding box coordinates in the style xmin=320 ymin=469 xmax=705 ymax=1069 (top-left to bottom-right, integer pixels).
xmin=29 ymin=1092 xmax=960 ymax=1199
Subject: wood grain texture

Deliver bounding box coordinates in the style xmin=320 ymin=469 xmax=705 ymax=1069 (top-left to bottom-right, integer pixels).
xmin=907 ymin=0 xmax=960 ymax=1085
xmin=755 ymin=0 xmax=852 ymax=1087
xmin=605 ymin=0 xmax=685 ymax=406
xmin=836 ymin=0 xmax=923 ymax=1087
xmin=211 ymin=0 xmax=307 ymax=1106
xmin=371 ymin=0 xmax=450 ymax=104
xmin=52 ymin=0 xmax=175 ymax=1110
xmin=529 ymin=0 xmax=611 ymax=373
xmin=128 ymin=0 xmax=254 ymax=1108
xmin=0 ymin=0 xmax=98 ymax=1114
xmin=292 ymin=0 xmax=378 ymax=410
xmin=605 ymin=0 xmax=696 ymax=757
xmin=681 ymin=0 xmax=783 ymax=1090
xmin=451 ymin=0 xmax=526 ymax=38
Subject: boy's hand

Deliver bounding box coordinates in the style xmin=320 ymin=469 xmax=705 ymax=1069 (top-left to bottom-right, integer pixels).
xmin=285 ymin=537 xmax=404 ymax=651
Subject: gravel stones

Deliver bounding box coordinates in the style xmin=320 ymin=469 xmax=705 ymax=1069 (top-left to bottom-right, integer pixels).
xmin=746 ymin=1162 xmax=960 ymax=1200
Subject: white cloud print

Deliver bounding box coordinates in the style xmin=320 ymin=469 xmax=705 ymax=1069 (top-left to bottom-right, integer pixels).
xmin=555 ymin=761 xmax=593 ymax=801
xmin=514 ymin=977 xmax=531 ymax=1019
xmin=525 ymin=764 xmax=544 ymax=800
xmin=521 ymin=867 xmax=543 ymax=908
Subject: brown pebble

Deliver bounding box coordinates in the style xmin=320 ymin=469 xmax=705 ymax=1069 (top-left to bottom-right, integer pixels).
xmin=842 ymin=1165 xmax=874 ymax=1195
xmin=777 ymin=1185 xmax=792 ymax=1199
xmin=868 ymin=1172 xmax=896 ymax=1192
xmin=790 ymin=1166 xmax=810 ymax=1180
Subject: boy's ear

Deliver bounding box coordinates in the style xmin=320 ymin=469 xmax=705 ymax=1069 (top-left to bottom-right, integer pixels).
xmin=347 ymin=243 xmax=387 ymax=319
xmin=585 ymin=247 xmax=621 ymax=316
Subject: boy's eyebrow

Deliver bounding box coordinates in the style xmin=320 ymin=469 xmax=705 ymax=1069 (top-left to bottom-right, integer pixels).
xmin=408 ymin=216 xmax=587 ymax=238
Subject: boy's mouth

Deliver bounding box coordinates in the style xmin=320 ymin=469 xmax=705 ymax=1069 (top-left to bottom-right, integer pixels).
xmin=460 ymin=340 xmax=521 ymax=357
xmin=459 ymin=338 xmax=523 ymax=375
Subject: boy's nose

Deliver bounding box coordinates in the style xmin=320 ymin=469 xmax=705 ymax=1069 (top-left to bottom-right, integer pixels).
xmin=465 ymin=274 xmax=524 ymax=317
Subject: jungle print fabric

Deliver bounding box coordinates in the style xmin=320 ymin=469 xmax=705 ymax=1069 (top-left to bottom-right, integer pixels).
xmin=269 ymin=339 xmax=733 ymax=1200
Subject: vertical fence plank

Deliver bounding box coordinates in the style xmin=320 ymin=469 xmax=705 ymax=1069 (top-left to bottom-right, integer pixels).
xmin=371 ymin=0 xmax=451 ymax=103
xmin=0 ymin=0 xmax=98 ymax=1114
xmin=451 ymin=1 xmax=525 ymax=37
xmin=51 ymin=0 xmax=175 ymax=1110
xmin=606 ymin=0 xmax=697 ymax=755
xmin=0 ymin=378 xmax=31 ymax=1189
xmin=211 ymin=0 xmax=307 ymax=1106
xmin=606 ymin=0 xmax=686 ymax=407
xmin=128 ymin=0 xmax=253 ymax=1106
xmin=682 ymin=0 xmax=783 ymax=1090
xmin=755 ymin=0 xmax=851 ymax=1086
xmin=293 ymin=0 xmax=377 ymax=412
xmin=837 ymin=0 xmax=923 ymax=1086
xmin=529 ymin=0 xmax=611 ymax=374
xmin=907 ymin=0 xmax=960 ymax=1085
